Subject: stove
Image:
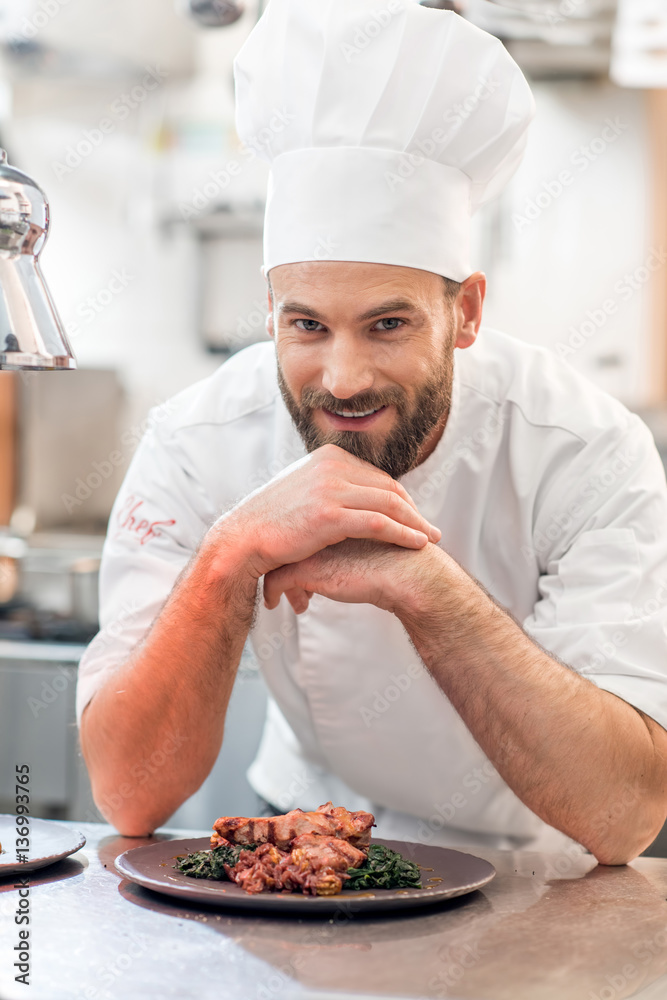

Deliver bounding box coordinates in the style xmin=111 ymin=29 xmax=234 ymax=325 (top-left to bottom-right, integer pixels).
xmin=0 ymin=602 xmax=97 ymax=644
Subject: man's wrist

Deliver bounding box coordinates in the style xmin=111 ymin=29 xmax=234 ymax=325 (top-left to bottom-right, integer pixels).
xmin=388 ymin=542 xmax=451 ymax=622
xmin=197 ymin=516 xmax=264 ymax=591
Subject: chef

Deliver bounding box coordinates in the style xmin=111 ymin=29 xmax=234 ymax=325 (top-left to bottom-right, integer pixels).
xmin=78 ymin=0 xmax=667 ymax=864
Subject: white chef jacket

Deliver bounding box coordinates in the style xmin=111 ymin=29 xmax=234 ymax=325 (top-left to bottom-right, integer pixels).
xmin=76 ymin=328 xmax=667 ymax=852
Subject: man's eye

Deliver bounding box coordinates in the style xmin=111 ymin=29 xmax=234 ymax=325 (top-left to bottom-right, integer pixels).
xmin=374 ymin=318 xmax=403 ymax=331
xmin=295 ymin=319 xmax=324 ymax=332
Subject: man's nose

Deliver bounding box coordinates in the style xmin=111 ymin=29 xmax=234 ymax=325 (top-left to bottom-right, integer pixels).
xmin=320 ymin=337 xmax=374 ymax=400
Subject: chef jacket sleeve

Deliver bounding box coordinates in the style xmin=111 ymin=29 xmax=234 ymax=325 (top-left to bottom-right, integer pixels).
xmin=75 ymin=411 xmax=214 ymax=726
xmin=522 ymin=413 xmax=667 ymax=733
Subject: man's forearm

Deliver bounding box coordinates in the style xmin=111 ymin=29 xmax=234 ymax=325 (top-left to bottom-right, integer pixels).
xmin=80 ymin=525 xmax=259 ymax=836
xmin=395 ymin=546 xmax=667 ymax=864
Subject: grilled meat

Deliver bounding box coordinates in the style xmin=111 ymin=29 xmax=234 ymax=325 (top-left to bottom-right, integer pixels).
xmin=211 ymin=801 xmax=375 ymax=850
xmin=210 ymin=802 xmax=375 ymax=896
xmin=226 ymin=834 xmax=367 ymax=896
xmin=210 ymin=832 xmax=231 ymax=848
xmin=287 ymin=832 xmax=368 ymax=868
xmin=276 ymin=834 xmax=367 ymax=896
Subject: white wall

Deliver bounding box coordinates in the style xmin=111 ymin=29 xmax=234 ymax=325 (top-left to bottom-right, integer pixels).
xmin=472 ymin=79 xmax=653 ymax=408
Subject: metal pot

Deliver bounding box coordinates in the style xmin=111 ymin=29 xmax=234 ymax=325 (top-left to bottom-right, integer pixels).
xmin=69 ymin=557 xmax=101 ymax=629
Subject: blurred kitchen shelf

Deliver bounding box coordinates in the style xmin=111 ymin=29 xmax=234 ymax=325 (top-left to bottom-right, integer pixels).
xmin=26 ymin=532 xmax=105 ymax=551
xmin=464 ymin=0 xmax=616 ymax=78
xmin=1 ymin=0 xmax=198 ymax=82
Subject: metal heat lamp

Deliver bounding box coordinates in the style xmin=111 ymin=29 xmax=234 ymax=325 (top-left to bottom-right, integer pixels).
xmin=0 ymin=149 xmax=75 ymax=371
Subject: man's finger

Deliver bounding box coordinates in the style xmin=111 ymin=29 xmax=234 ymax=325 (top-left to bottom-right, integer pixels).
xmin=286 ymin=587 xmax=311 ymax=614
xmin=340 ymin=485 xmax=440 ymax=543
xmin=319 ymin=445 xmax=424 ymax=511
xmin=340 ymin=510 xmax=429 ymax=549
xmin=264 ymin=570 xmax=303 ymax=610
xmin=314 ymin=445 xmax=441 ymax=539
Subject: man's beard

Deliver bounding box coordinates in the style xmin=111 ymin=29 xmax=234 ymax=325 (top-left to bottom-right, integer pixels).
xmin=276 ymin=346 xmax=454 ymax=480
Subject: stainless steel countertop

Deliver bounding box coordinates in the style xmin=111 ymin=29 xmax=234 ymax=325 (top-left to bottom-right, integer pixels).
xmin=3 ymin=822 xmax=667 ymax=1000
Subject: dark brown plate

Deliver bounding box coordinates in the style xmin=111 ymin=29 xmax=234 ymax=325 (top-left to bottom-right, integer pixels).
xmin=0 ymin=815 xmax=86 ymax=876
xmin=114 ymin=837 xmax=495 ymax=914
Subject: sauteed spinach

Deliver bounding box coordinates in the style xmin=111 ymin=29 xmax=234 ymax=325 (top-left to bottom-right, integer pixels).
xmin=175 ymin=842 xmax=258 ymax=880
xmin=344 ymin=844 xmax=422 ymax=890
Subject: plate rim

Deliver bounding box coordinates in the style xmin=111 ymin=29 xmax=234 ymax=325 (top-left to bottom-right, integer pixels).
xmin=0 ymin=815 xmax=87 ymax=875
xmin=115 ymin=836 xmax=496 ymax=914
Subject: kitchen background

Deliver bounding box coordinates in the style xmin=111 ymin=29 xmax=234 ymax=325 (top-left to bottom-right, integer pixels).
xmin=0 ymin=0 xmax=666 ymax=849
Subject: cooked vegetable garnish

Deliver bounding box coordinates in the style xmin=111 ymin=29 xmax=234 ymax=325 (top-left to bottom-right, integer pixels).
xmin=344 ymin=844 xmax=422 ymax=890
xmin=175 ymin=843 xmax=258 ymax=880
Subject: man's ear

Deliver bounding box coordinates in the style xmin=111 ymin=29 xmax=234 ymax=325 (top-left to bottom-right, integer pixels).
xmin=455 ymin=272 xmax=486 ymax=350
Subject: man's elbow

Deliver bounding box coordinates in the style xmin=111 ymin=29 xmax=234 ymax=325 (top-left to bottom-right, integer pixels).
xmin=585 ymin=812 xmax=665 ymax=867
xmin=90 ymin=780 xmax=172 ymax=838
xmin=80 ymin=702 xmax=173 ymax=836
xmin=591 ymin=842 xmax=641 ymax=867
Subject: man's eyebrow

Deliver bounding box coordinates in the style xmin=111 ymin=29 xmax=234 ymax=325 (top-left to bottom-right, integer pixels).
xmin=278 ymin=298 xmax=421 ymax=321
xmin=278 ymin=301 xmax=322 ymax=318
xmin=357 ymin=299 xmax=421 ymax=321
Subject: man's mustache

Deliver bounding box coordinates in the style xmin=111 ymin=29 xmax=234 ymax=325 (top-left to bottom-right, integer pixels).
xmin=300 ymin=386 xmax=406 ymax=414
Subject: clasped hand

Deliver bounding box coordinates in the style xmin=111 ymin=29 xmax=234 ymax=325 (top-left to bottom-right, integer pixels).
xmin=217 ymin=442 xmax=442 ymax=615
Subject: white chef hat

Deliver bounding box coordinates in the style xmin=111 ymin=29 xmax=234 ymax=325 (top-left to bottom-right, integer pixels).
xmin=234 ymin=0 xmax=535 ymax=282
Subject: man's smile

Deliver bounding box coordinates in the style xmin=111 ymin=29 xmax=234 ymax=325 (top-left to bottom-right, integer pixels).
xmin=320 ymin=404 xmax=391 ymax=432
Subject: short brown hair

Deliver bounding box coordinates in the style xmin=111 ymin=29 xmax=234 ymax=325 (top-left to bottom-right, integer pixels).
xmin=442 ymin=276 xmax=461 ymax=302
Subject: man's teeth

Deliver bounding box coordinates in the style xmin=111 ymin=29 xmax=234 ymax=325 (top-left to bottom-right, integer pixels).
xmin=332 ymin=407 xmax=381 ymax=418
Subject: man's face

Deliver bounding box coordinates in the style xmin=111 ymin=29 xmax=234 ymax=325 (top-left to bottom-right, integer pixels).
xmin=267 ymin=261 xmax=462 ymax=480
